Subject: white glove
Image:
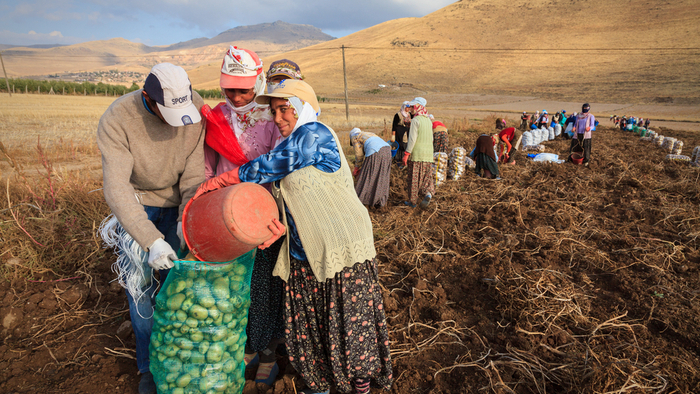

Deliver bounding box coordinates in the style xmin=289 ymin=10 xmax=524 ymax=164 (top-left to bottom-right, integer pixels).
xmin=148 ymin=238 xmax=176 ymax=270
xmin=177 ymin=222 xmax=185 ymax=251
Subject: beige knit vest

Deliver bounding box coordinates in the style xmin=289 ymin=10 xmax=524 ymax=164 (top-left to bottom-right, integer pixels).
xmin=271 ymin=123 xmax=376 ymax=282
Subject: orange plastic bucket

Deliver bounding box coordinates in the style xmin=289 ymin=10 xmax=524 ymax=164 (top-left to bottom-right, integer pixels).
xmin=182 ymin=183 xmax=279 ymax=262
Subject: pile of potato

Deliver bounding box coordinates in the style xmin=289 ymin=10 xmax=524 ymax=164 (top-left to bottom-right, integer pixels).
xmin=150 ymin=249 xmax=256 ymax=394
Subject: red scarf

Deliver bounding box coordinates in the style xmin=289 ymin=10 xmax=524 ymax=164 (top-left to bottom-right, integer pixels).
xmin=202 ymin=103 xmax=249 ymax=166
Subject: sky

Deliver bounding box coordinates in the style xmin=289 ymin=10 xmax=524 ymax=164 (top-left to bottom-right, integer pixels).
xmin=0 ymin=0 xmax=455 ymax=47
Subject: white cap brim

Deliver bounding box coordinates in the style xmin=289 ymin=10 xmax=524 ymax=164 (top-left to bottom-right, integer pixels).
xmin=157 ymin=102 xmax=202 ymax=127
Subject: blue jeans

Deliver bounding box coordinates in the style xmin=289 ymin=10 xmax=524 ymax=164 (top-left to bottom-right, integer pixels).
xmin=123 ymin=205 xmax=179 ymax=374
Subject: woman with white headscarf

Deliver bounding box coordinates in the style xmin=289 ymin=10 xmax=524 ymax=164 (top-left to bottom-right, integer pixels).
xmin=192 ymin=79 xmax=393 ymax=394
xmin=349 ymin=128 xmax=392 ymax=208
xmin=199 ymin=45 xmax=284 ymax=385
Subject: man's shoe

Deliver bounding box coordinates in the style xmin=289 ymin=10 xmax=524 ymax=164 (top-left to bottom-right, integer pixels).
xmin=138 ymin=371 xmax=156 ymax=394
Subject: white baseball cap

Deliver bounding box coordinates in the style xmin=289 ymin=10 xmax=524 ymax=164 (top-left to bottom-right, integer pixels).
xmin=143 ymin=63 xmax=201 ymax=127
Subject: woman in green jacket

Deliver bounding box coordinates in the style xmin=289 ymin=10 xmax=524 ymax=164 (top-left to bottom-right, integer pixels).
xmin=401 ymin=97 xmax=434 ymax=208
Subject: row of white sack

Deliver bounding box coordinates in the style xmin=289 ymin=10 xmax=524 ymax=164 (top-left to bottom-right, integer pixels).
xmin=639 ymin=131 xmax=700 ymax=166
xmin=521 ymin=124 xmax=563 ymax=146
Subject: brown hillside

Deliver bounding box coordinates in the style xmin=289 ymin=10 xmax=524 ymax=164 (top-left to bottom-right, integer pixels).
xmin=1 ymin=26 xmax=332 ymax=78
xmin=191 ymin=0 xmax=700 ymax=104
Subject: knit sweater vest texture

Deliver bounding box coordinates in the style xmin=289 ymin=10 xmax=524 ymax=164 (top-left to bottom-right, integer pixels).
xmin=271 ymin=123 xmax=377 ymax=282
xmin=406 ymin=115 xmax=434 ymax=162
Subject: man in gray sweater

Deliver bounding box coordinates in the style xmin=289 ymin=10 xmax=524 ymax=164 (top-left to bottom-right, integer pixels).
xmin=97 ymin=63 xmax=205 ymax=394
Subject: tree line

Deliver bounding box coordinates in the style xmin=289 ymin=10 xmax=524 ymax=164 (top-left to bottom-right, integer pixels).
xmin=0 ymin=78 xmax=223 ymax=99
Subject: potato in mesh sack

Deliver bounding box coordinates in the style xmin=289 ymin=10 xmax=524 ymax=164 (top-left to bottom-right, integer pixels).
xmin=665 ymin=154 xmax=691 ymax=162
xmin=448 ymin=147 xmax=467 ymax=180
xmin=654 ymin=135 xmax=665 ymax=147
xmin=691 ymin=146 xmax=700 ymax=163
xmin=433 ymin=152 xmax=448 ymax=187
xmin=465 ymin=156 xmax=476 ymax=169
xmin=522 ymin=144 xmax=545 ymax=153
xmin=149 ymin=249 xmax=256 ymax=394
xmin=672 ymin=140 xmax=684 ymax=155
xmin=662 ymin=137 xmax=677 ymax=153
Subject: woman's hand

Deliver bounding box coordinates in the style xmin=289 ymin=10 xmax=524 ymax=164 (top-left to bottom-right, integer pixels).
xmin=258 ymin=218 xmax=285 ymax=250
xmin=192 ymin=167 xmax=241 ymax=201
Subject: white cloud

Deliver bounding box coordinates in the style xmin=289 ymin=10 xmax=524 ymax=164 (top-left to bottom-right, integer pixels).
xmin=0 ymin=29 xmax=81 ymax=46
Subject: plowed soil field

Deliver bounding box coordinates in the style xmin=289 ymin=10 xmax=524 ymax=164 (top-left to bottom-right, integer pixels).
xmin=2 ymin=125 xmax=700 ymax=394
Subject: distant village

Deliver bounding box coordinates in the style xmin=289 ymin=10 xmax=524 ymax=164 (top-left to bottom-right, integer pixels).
xmin=47 ymin=69 xmax=145 ymax=85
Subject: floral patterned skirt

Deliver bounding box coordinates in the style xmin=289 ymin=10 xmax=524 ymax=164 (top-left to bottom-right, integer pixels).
xmin=284 ymin=258 xmax=393 ymax=393
xmin=433 ymin=130 xmax=449 ymax=153
xmin=407 ymin=160 xmax=436 ymax=204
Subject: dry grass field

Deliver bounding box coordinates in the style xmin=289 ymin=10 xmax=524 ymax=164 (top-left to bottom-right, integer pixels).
xmin=2 ymin=93 xmax=700 ymax=393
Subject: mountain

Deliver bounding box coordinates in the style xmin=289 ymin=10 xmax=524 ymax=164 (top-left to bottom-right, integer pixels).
xmin=0 ymin=22 xmax=335 ymax=79
xmin=0 ymin=43 xmax=67 ymax=50
xmin=189 ymin=0 xmax=699 ymax=104
xmin=161 ymin=21 xmax=334 ymax=50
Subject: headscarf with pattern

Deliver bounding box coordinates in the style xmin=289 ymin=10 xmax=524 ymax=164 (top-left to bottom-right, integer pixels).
xmin=413 ymin=103 xmax=428 ymax=117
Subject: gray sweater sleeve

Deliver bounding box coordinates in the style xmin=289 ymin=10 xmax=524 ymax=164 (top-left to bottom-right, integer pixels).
xmin=97 ymin=110 xmax=162 ymax=250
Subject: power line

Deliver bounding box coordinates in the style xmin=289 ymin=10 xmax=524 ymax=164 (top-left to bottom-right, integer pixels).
xmin=2 ymin=46 xmax=698 ymax=58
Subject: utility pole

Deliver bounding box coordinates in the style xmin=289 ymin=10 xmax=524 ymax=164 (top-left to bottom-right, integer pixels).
xmin=0 ymin=52 xmax=11 ymax=97
xmin=342 ymin=45 xmax=349 ymax=121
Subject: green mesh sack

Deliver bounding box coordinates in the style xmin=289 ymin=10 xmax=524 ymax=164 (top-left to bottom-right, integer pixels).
xmin=149 ymin=249 xmax=256 ymax=394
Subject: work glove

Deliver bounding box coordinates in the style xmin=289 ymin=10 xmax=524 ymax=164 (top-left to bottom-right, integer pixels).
xmin=352 ymin=166 xmax=361 ymax=177
xmin=585 ymin=127 xmax=591 ymax=132
xmin=193 ymin=167 xmax=241 ymax=201
xmin=402 ymin=152 xmax=410 ymax=167
xmin=258 ymin=218 xmax=285 ymax=250
xmin=148 ymin=238 xmax=176 ymax=270
xmin=177 ymin=222 xmax=185 ymax=252
xmin=390 ymin=132 xmax=396 ymax=142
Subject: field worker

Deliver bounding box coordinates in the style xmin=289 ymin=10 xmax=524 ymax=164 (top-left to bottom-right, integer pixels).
xmin=551 ymin=111 xmax=562 ymax=127
xmin=392 ymin=101 xmax=412 ymax=167
xmin=97 ymin=63 xmax=204 ymax=394
xmin=496 ymin=118 xmax=519 ymax=165
xmin=472 ymin=133 xmax=500 ymax=179
xmin=537 ymin=109 xmax=549 ymax=128
xmin=349 ymin=128 xmax=392 ymax=209
xmin=432 ymin=120 xmax=449 ymax=153
xmin=402 ymin=97 xmax=434 ymax=208
xmin=645 ymin=117 xmax=651 ymax=129
xmin=520 ymin=111 xmax=530 ymax=130
xmin=201 ymin=45 xmax=290 ymax=386
xmin=559 ymin=110 xmax=567 ymax=126
xmin=266 ymin=58 xmax=303 ymax=93
xmin=564 ymin=112 xmax=577 ymax=139
xmin=191 ymin=79 xmax=393 ymax=394
xmin=530 ymin=110 xmax=539 ymax=129
xmin=571 ymin=103 xmax=596 ymax=166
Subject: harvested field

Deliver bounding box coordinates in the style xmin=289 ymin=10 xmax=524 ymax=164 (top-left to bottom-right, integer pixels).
xmin=1 ymin=102 xmax=700 ymax=393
